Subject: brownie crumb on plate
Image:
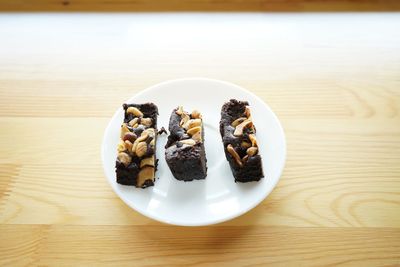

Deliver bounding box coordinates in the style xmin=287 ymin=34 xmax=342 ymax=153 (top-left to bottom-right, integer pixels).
xmin=157 ymin=126 xmax=168 ymax=135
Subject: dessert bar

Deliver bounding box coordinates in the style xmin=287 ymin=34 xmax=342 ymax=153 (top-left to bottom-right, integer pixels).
xmin=115 ymin=103 xmax=158 ymax=188
xmin=220 ymin=99 xmax=264 ymax=182
xmin=165 ymin=106 xmax=207 ymax=181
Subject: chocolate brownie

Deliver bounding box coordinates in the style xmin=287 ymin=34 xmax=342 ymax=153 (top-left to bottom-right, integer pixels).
xmin=220 ymin=99 xmax=264 ymax=182
xmin=115 ymin=103 xmax=158 ymax=188
xmin=165 ymin=107 xmax=207 ymax=181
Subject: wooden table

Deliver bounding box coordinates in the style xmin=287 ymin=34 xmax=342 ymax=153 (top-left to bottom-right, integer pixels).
xmin=0 ymin=13 xmax=399 ymax=266
xmin=1 ymin=0 xmax=400 ymax=11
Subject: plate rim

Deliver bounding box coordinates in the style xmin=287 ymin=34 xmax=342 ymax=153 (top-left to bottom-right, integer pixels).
xmin=101 ymin=77 xmax=287 ymax=226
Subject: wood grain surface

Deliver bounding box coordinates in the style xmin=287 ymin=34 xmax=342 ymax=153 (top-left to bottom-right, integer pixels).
xmin=0 ymin=0 xmax=400 ymax=11
xmin=0 ymin=13 xmax=399 ymax=266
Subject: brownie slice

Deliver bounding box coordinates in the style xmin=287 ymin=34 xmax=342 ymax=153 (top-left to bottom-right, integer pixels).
xmin=115 ymin=103 xmax=158 ymax=188
xmin=220 ymin=99 xmax=264 ymax=182
xmin=165 ymin=107 xmax=207 ymax=181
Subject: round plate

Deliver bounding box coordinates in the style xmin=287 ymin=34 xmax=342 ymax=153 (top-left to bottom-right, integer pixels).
xmin=102 ymin=78 xmax=286 ymax=226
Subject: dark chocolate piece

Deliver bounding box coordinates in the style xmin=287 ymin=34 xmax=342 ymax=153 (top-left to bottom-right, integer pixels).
xmin=165 ymin=107 xmax=207 ymax=181
xmin=220 ymin=99 xmax=264 ymax=182
xmin=157 ymin=126 xmax=168 ymax=135
xmin=115 ymin=103 xmax=158 ymax=188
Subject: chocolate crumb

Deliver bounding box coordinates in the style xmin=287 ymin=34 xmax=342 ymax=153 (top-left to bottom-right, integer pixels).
xmin=158 ymin=126 xmax=167 ymax=135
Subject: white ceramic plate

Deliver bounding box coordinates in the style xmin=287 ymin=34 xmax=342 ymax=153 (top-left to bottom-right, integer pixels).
xmin=102 ymin=78 xmax=286 ymax=226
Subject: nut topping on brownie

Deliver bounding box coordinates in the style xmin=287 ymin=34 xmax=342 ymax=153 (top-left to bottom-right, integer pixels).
xmin=220 ymin=99 xmax=264 ymax=182
xmin=115 ymin=103 xmax=158 ymax=188
xmin=174 ymin=106 xmax=203 ymax=145
xmin=165 ymin=106 xmax=207 ymax=181
xmin=227 ymin=105 xmax=259 ymax=166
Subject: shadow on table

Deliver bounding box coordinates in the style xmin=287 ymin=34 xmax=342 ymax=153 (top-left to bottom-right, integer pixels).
xmin=133 ymin=199 xmax=269 ymax=248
